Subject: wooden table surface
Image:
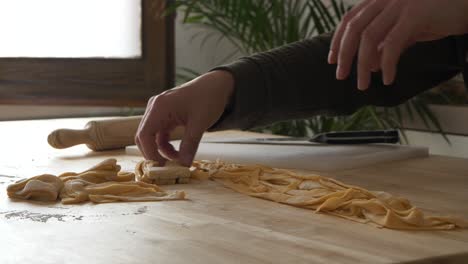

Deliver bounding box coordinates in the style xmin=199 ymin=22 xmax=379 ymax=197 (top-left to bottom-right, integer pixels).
xmin=1 ymin=118 xmax=468 ymax=264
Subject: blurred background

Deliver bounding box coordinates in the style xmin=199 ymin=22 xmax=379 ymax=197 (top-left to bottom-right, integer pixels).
xmin=0 ymin=0 xmax=466 ymax=157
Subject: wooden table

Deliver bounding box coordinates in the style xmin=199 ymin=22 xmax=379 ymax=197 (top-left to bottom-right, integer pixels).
xmin=1 ymin=118 xmax=468 ymax=264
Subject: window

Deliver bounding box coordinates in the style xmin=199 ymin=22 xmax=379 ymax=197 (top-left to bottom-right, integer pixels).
xmin=0 ymin=0 xmax=174 ymax=106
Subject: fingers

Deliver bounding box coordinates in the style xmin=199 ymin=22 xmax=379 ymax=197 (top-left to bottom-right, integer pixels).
xmin=157 ymin=130 xmax=179 ymax=160
xmin=135 ymin=96 xmax=156 ymax=158
xmin=332 ymin=0 xmax=415 ymax=90
xmin=178 ymin=121 xmax=204 ymax=167
xmin=138 ymin=96 xmax=156 ymax=132
xmin=135 ymin=135 xmax=143 ymax=158
xmin=329 ymin=0 xmax=372 ymax=65
xmin=135 ymin=96 xmax=168 ymax=165
xmin=356 ymin=0 xmax=400 ymax=90
xmin=336 ymin=0 xmax=387 ymax=81
xmin=381 ymin=17 xmax=415 ymax=85
xmin=138 ymin=127 xmax=166 ymax=165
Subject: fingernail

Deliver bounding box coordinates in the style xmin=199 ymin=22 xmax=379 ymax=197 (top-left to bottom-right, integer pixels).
xmin=328 ymin=51 xmax=335 ymax=64
xmin=383 ymin=71 xmax=395 ymax=86
xmin=358 ymin=76 xmax=370 ymax=91
xmin=336 ymin=66 xmax=344 ymax=80
xmin=383 ymin=75 xmax=390 ymax=85
xmin=358 ymin=80 xmax=365 ymax=91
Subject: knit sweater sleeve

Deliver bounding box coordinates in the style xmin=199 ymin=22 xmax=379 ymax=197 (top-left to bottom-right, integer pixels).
xmin=209 ymin=33 xmax=466 ymax=131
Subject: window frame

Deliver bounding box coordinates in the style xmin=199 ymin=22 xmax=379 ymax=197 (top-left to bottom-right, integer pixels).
xmin=0 ymin=0 xmax=174 ymax=106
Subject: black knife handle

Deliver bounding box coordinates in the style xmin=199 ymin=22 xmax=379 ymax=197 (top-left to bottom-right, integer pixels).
xmin=311 ymin=129 xmax=399 ymax=144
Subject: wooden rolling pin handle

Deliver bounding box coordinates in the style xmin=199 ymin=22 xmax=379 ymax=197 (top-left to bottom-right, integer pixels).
xmin=47 ymin=116 xmax=143 ymax=151
xmin=48 ymin=128 xmax=96 ymax=150
xmin=48 ymin=116 xmax=185 ymax=151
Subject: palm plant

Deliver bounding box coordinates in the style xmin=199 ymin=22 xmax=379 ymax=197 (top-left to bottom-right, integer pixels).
xmin=171 ymin=0 xmax=449 ymax=141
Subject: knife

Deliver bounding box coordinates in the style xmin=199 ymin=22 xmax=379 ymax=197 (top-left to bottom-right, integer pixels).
xmin=203 ymin=129 xmax=399 ymax=145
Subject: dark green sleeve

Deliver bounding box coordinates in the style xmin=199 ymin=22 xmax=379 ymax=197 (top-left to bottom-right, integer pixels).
xmin=209 ymin=33 xmax=467 ymax=131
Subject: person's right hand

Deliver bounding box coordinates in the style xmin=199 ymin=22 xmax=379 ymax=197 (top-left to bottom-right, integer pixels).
xmin=135 ymin=70 xmax=234 ymax=167
xmin=328 ymin=0 xmax=468 ymax=91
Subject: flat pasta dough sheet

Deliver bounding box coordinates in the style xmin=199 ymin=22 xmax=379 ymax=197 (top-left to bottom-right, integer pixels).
xmin=58 ymin=159 xmax=135 ymax=184
xmin=7 ymin=159 xmax=185 ymax=204
xmin=192 ymin=160 xmax=468 ymax=230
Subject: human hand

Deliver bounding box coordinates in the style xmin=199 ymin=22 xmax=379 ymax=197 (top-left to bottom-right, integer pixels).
xmin=328 ymin=0 xmax=468 ymax=90
xmin=135 ymin=70 xmax=234 ymax=166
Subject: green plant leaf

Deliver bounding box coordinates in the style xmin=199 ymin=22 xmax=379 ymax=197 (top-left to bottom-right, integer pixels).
xmin=172 ymin=0 xmax=451 ymax=144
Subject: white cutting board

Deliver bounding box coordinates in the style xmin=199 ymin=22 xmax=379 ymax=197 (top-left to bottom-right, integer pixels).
xmin=126 ymin=141 xmax=428 ymax=171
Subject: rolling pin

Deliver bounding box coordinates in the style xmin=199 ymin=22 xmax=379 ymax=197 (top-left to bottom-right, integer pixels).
xmin=48 ymin=116 xmax=185 ymax=151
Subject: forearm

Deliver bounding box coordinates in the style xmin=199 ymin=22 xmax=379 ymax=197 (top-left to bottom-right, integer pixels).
xmin=210 ymin=33 xmax=464 ymax=131
xmin=210 ymin=33 xmax=349 ymax=130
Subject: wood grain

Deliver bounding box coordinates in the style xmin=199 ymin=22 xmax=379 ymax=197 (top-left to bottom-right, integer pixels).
xmin=1 ymin=118 xmax=468 ymax=264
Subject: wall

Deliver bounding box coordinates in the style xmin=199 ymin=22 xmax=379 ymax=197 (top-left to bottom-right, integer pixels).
xmin=404 ymin=131 xmax=468 ymax=158
xmin=175 ymin=14 xmax=237 ymax=76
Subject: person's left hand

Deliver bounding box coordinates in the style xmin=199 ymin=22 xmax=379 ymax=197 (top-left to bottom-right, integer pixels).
xmin=328 ymin=0 xmax=468 ymax=91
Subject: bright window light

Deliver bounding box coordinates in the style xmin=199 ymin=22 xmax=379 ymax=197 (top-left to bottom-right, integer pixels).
xmin=0 ymin=0 xmax=141 ymax=58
